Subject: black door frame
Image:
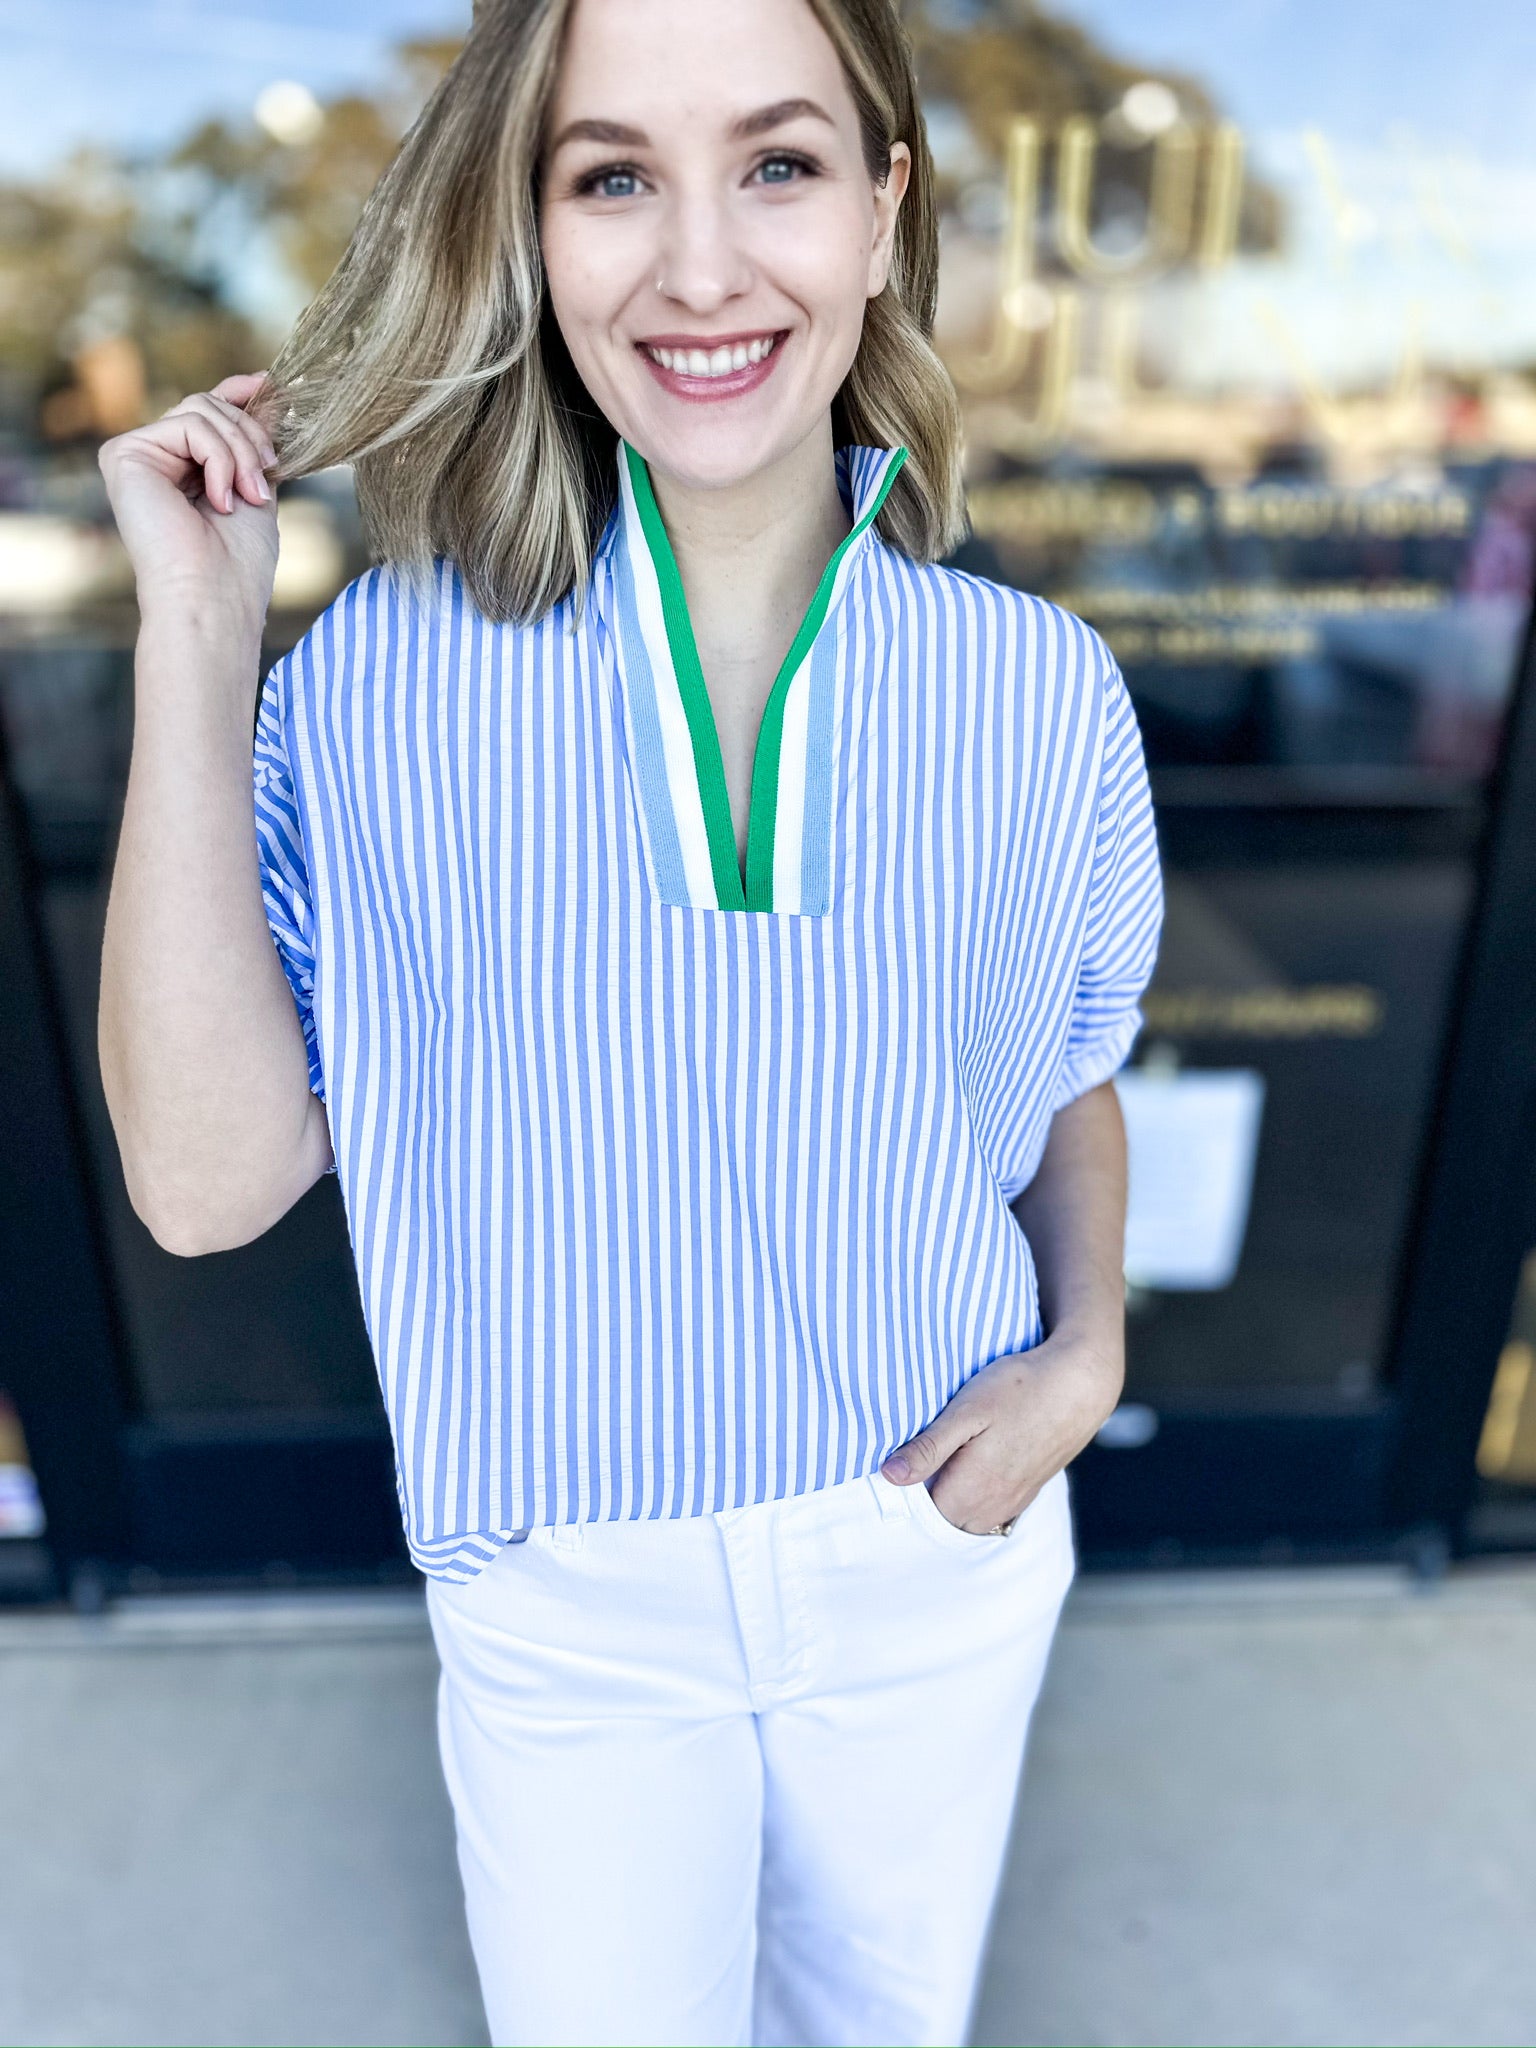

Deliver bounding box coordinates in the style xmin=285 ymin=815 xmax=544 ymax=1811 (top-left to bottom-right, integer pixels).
xmin=5 ymin=605 xmax=1536 ymax=1596
xmin=0 ymin=738 xmax=130 ymax=1596
xmin=1381 ymin=594 xmax=1536 ymax=1539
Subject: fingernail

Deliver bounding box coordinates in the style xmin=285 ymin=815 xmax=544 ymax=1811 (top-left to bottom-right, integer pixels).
xmin=883 ymin=1455 xmax=910 ymax=1481
xmin=223 ymin=489 xmax=234 ymax=513
xmin=254 ymin=474 xmax=270 ymax=501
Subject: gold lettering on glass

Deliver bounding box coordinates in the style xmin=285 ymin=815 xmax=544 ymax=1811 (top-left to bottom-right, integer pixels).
xmin=1054 ymin=116 xmax=1198 ymax=281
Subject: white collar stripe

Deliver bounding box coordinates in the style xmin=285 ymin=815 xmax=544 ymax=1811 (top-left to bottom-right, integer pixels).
xmin=794 ymin=618 xmax=845 ymax=916
xmin=614 ymin=447 xmax=721 ymax=907
xmin=770 ymin=639 xmax=814 ymax=914
xmin=601 ymin=523 xmax=691 ymax=904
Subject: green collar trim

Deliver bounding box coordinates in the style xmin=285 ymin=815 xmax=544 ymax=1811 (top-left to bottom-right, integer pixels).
xmin=621 ymin=440 xmax=909 ymax=912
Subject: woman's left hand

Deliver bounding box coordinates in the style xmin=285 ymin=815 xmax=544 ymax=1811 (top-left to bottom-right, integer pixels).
xmin=879 ymin=1327 xmax=1124 ymax=1534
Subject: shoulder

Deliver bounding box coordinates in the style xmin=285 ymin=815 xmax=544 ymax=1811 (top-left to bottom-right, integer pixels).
xmin=271 ymin=559 xmax=571 ymax=704
xmin=263 ymin=562 xmax=403 ymax=706
xmin=276 ymin=558 xmax=447 ymax=668
xmin=881 ymin=551 xmax=1120 ymax=707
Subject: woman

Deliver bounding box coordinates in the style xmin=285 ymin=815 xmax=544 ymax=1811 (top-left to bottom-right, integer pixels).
xmin=97 ymin=0 xmax=1162 ymax=2041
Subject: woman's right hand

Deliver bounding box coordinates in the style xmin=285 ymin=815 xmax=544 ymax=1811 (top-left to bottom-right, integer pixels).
xmin=98 ymin=370 xmax=281 ymax=627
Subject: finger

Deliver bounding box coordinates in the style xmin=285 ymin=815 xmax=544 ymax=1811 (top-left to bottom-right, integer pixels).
xmin=212 ymin=370 xmax=278 ymax=448
xmin=165 ymin=394 xmax=273 ymax=503
xmin=929 ymin=1435 xmax=1038 ymax=1532
xmin=178 ymin=414 xmax=239 ymax=514
xmin=109 ymin=410 xmax=239 ymax=511
xmin=150 ymin=411 xmax=241 ymax=513
xmin=932 ymin=1479 xmax=1032 ymax=1537
xmin=880 ymin=1400 xmax=987 ymax=1483
xmin=211 ymin=370 xmax=270 ymax=405
xmin=166 ymin=389 xmax=271 ymax=460
xmin=191 ymin=390 xmax=278 ymax=473
xmin=204 ymin=382 xmax=280 ymax=466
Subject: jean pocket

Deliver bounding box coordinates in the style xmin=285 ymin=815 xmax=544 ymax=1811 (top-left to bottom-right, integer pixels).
xmin=904 ymin=1473 xmax=1010 ymax=1553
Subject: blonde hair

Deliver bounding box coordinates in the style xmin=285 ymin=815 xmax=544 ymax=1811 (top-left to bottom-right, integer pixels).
xmin=259 ymin=0 xmax=967 ymax=624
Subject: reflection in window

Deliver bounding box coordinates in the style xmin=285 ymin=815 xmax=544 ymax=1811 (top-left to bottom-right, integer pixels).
xmin=915 ymin=0 xmax=1536 ymax=791
xmin=909 ymin=0 xmax=1536 ymax=1402
xmin=1479 ymin=1253 xmax=1536 ymax=1490
xmin=0 ymin=1393 xmax=45 ymax=1540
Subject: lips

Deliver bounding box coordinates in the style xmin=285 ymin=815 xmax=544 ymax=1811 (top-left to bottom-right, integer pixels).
xmin=635 ymin=329 xmax=788 ymax=403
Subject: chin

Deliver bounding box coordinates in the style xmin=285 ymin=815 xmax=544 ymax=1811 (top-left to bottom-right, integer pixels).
xmin=620 ymin=390 xmax=821 ymax=493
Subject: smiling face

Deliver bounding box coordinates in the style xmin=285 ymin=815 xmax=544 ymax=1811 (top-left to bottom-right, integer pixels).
xmin=538 ymin=0 xmax=909 ymax=496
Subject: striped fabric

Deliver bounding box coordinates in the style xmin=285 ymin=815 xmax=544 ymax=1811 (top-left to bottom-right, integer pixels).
xmin=251 ymin=438 xmax=1163 ymax=1583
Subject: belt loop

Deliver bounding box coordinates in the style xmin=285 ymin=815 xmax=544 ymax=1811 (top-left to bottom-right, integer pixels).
xmin=551 ymin=1520 xmax=584 ymax=1551
xmin=870 ymin=1469 xmax=907 ymax=1522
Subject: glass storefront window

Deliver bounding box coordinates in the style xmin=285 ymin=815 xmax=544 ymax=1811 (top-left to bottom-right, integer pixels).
xmin=0 ymin=31 xmax=465 ymax=1429
xmin=3 ymin=3 xmax=1535 ymax=1486
xmin=913 ymin=0 xmax=1536 ymax=1406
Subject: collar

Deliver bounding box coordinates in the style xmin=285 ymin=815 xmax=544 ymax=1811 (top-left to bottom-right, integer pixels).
xmin=594 ymin=437 xmax=908 ymax=914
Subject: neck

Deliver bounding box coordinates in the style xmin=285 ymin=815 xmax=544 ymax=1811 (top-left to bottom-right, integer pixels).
xmin=642 ymin=419 xmax=851 ymax=679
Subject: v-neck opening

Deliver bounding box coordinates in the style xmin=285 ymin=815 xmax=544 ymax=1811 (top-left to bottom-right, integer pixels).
xmin=621 ymin=440 xmax=908 ymax=913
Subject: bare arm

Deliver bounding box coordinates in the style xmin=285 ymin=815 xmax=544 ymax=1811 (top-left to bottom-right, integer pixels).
xmin=1009 ymin=1078 xmax=1127 ymax=1372
xmin=879 ymin=1080 xmax=1128 ymax=1532
xmin=97 ymin=373 xmax=333 ymax=1256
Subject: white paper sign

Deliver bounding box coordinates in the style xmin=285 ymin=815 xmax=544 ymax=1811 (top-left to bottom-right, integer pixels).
xmin=1114 ymin=1068 xmax=1266 ymax=1291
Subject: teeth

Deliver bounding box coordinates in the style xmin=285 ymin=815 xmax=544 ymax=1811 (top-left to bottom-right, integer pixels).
xmin=646 ymin=336 xmax=777 ymax=377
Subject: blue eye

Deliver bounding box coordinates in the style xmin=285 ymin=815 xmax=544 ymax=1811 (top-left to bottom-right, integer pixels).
xmin=577 ymin=164 xmax=642 ymax=199
xmin=756 ymin=152 xmax=819 ymax=186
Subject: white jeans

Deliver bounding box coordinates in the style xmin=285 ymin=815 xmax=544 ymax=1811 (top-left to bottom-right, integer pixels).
xmin=424 ymin=1462 xmax=1076 ymax=2048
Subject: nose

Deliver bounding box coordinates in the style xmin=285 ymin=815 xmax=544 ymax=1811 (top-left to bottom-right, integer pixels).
xmin=653 ymin=187 xmax=753 ymax=315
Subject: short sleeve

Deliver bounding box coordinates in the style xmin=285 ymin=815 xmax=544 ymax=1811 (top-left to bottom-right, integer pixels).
xmin=252 ymin=656 xmax=335 ymax=1167
xmin=1052 ymin=652 xmax=1164 ymax=1111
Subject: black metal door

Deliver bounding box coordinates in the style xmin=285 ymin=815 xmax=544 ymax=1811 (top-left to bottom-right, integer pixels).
xmin=0 ymin=609 xmax=410 ymax=1602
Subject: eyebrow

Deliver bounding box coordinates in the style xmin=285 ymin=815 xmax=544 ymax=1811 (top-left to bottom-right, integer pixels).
xmin=732 ymin=96 xmax=836 ymax=140
xmin=546 ymin=97 xmax=836 ymax=157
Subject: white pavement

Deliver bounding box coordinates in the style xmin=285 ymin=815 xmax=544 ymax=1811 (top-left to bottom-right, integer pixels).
xmin=3 ymin=1559 xmax=1534 ymax=2048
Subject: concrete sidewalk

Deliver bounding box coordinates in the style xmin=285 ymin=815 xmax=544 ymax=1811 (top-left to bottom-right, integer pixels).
xmin=972 ymin=1564 xmax=1536 ymax=2048
xmin=2 ymin=1560 xmax=1534 ymax=2047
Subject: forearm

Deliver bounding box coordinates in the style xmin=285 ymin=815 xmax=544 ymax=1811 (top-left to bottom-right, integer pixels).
xmin=883 ymin=1079 xmax=1131 ymax=1514
xmin=1010 ymin=1079 xmax=1128 ymax=1372
xmin=98 ymin=601 xmax=329 ymax=1253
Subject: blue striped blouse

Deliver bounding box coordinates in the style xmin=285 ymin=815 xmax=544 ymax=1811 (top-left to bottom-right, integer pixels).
xmin=251 ymin=439 xmax=1163 ymax=1582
